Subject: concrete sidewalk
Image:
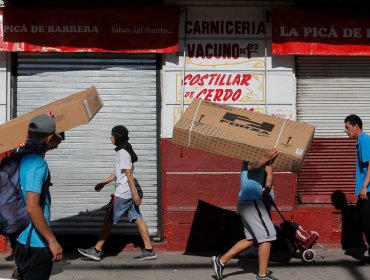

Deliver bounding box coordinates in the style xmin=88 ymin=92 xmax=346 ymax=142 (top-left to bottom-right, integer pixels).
xmin=0 ymin=248 xmax=369 ymax=280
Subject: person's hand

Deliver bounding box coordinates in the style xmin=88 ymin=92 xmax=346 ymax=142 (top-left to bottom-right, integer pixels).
xmin=49 ymin=240 xmax=63 ymax=262
xmin=133 ymin=193 xmax=142 ymax=205
xmin=262 ymin=187 xmax=272 ymax=202
xmin=266 ymin=148 xmax=279 ymax=160
xmin=94 ymin=183 xmax=105 ymax=192
xmin=359 ymin=186 xmax=368 ymax=200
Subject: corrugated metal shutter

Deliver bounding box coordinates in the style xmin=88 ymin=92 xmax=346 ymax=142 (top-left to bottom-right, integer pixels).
xmin=296 ymin=56 xmax=370 ymax=204
xmin=15 ymin=53 xmax=159 ymax=236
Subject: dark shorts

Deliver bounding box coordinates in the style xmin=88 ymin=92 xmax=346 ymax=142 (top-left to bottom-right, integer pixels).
xmin=105 ymin=195 xmax=142 ymax=224
xmin=14 ymin=242 xmax=53 ymax=280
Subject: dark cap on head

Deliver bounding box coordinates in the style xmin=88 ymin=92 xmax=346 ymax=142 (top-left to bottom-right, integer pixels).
xmin=28 ymin=115 xmax=57 ymax=135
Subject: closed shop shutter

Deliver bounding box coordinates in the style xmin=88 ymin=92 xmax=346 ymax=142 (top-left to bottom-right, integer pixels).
xmin=16 ymin=53 xmax=159 ymax=236
xmin=296 ymin=56 xmax=370 ymax=204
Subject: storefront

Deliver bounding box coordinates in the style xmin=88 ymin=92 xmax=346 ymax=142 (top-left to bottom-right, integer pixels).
xmin=273 ymin=9 xmax=370 ymax=206
xmin=0 ymin=6 xmax=179 ymax=240
xmin=161 ymin=5 xmax=370 ymax=250
xmin=161 ymin=4 xmax=297 ymax=250
xmin=2 ymin=2 xmax=370 ymax=252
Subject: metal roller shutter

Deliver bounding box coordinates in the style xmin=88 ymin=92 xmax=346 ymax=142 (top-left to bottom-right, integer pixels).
xmin=15 ymin=53 xmax=159 ymax=236
xmin=296 ymin=56 xmax=370 ymax=204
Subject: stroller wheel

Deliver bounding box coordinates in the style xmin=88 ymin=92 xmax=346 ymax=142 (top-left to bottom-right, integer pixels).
xmin=302 ymin=249 xmax=315 ymax=262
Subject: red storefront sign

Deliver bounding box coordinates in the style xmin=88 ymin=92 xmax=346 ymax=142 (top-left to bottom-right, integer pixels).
xmin=0 ymin=7 xmax=179 ymax=53
xmin=272 ymin=8 xmax=370 ymax=56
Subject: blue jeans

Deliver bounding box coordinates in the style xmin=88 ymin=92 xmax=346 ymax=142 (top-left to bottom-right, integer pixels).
xmin=105 ymin=195 xmax=142 ymax=224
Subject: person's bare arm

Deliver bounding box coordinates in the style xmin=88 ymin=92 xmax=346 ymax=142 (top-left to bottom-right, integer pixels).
xmin=247 ymin=148 xmax=279 ymax=171
xmin=265 ymin=165 xmax=273 ymax=188
xmin=359 ymin=161 xmax=370 ymax=200
xmin=95 ymin=173 xmax=116 ymax=192
xmin=26 ymin=192 xmax=63 ymax=262
xmin=123 ymin=168 xmax=141 ymax=205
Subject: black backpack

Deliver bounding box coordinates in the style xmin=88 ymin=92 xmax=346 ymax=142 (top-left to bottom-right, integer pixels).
xmin=0 ymin=151 xmax=36 ymax=235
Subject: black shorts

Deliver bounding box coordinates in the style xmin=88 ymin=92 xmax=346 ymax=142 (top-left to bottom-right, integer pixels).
xmin=14 ymin=242 xmax=53 ymax=280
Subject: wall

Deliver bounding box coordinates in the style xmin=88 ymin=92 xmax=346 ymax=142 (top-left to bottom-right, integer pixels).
xmin=162 ymin=139 xmax=303 ymax=251
xmin=162 ymin=6 xmax=296 ymax=139
xmin=159 ymin=5 xmax=333 ymax=251
xmin=162 ymin=139 xmax=342 ymax=251
xmin=0 ymin=52 xmax=7 ymax=125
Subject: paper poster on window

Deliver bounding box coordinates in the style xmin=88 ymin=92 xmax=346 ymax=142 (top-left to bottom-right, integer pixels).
xmin=174 ymin=72 xmax=264 ymax=104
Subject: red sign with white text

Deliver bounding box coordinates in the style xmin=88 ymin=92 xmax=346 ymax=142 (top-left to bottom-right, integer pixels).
xmin=272 ymin=9 xmax=370 ymax=56
xmin=0 ymin=7 xmax=179 ymax=53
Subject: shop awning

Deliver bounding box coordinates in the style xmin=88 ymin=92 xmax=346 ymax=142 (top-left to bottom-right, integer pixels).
xmin=272 ymin=8 xmax=370 ymax=56
xmin=0 ymin=7 xmax=179 ymax=53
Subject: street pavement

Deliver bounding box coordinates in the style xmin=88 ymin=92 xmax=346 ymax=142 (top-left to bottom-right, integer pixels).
xmin=0 ymin=248 xmax=370 ymax=280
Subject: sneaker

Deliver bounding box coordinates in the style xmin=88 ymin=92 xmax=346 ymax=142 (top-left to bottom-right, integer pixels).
xmin=256 ymin=271 xmax=279 ymax=280
xmin=11 ymin=265 xmax=20 ymax=280
xmin=133 ymin=249 xmax=157 ymax=260
xmin=78 ymin=247 xmax=103 ymax=261
xmin=211 ymin=255 xmax=225 ymax=280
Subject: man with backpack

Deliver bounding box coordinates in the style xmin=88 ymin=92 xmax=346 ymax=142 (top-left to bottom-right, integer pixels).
xmin=14 ymin=114 xmax=64 ymax=280
xmin=8 ymin=130 xmax=66 ymax=280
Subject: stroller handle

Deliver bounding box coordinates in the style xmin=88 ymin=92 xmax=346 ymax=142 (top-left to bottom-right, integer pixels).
xmin=266 ymin=195 xmax=287 ymax=222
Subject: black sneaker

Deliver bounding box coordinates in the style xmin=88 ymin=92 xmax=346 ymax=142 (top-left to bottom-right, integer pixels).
xmin=78 ymin=247 xmax=103 ymax=261
xmin=211 ymin=255 xmax=225 ymax=280
xmin=256 ymin=271 xmax=279 ymax=280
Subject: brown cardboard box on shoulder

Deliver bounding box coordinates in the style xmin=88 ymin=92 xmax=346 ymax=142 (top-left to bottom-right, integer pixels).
xmin=0 ymin=86 xmax=103 ymax=154
xmin=172 ymin=99 xmax=315 ymax=173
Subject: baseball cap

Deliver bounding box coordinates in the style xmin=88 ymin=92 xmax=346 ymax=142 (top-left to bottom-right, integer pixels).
xmin=28 ymin=114 xmax=58 ymax=136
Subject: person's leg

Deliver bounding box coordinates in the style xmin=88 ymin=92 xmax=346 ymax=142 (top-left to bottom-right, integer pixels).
xmin=361 ymin=193 xmax=370 ymax=257
xmin=15 ymin=243 xmax=53 ymax=280
xmin=246 ymin=200 xmax=276 ymax=278
xmin=220 ymin=239 xmax=254 ymax=264
xmin=78 ymin=196 xmax=115 ymax=260
xmin=126 ymin=201 xmax=153 ymax=250
xmin=257 ymin=241 xmax=272 ymax=276
xmin=127 ymin=203 xmax=157 ymax=260
xmin=95 ymin=222 xmax=113 ymax=251
xmin=135 ymin=218 xmax=152 ymax=249
xmin=356 ymin=196 xmax=370 ymax=263
xmin=212 ymin=200 xmax=256 ymax=280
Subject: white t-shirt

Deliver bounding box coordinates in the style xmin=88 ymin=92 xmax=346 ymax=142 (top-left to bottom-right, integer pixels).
xmin=114 ymin=149 xmax=134 ymax=199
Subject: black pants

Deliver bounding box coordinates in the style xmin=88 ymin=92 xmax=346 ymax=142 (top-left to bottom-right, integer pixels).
xmin=356 ymin=192 xmax=370 ymax=255
xmin=14 ymin=242 xmax=53 ymax=280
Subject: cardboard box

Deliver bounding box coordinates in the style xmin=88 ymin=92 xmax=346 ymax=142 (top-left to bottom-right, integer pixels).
xmin=0 ymin=86 xmax=103 ymax=154
xmin=172 ymin=99 xmax=315 ymax=173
